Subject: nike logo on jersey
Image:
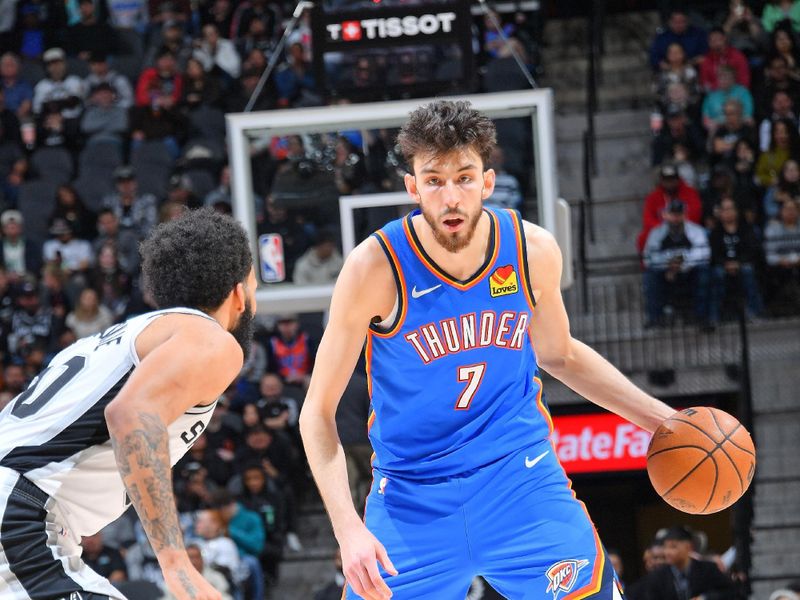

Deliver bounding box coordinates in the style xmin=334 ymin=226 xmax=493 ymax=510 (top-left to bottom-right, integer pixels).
xmin=411 ymin=284 xmax=442 ymax=298
xmin=525 ymin=450 xmax=549 ymax=468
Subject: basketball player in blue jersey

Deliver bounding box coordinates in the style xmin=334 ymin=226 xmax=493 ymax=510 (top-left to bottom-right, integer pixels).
xmin=0 ymin=209 xmax=256 ymax=600
xmin=300 ymin=100 xmax=676 ymax=600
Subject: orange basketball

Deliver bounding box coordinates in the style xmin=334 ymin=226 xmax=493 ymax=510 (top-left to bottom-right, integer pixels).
xmin=647 ymin=407 xmax=756 ymax=515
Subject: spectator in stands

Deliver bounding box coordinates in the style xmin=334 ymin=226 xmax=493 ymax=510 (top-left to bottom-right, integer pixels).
xmin=769 ymin=25 xmax=800 ymax=79
xmin=8 ymin=280 xmax=55 ymax=357
xmin=0 ymin=209 xmax=42 ymax=282
xmin=642 ymin=525 xmax=733 ymax=599
xmin=135 ymin=46 xmax=183 ymax=107
xmin=483 ymin=9 xmax=515 ymax=59
xmin=43 ymin=218 xmax=93 ymax=277
xmin=762 ymin=0 xmax=800 ymax=33
xmin=484 ymin=146 xmax=523 ymax=210
xmin=191 ymin=508 xmax=246 ymax=593
xmin=236 ymin=424 xmax=297 ymax=490
xmin=165 ymin=173 xmax=199 ymax=208
xmin=765 ymin=157 xmax=800 ymax=219
xmin=709 ymin=98 xmax=758 ymax=168
xmin=702 ymin=165 xmax=735 ymax=227
xmin=2 ymin=363 xmax=26 ymax=394
xmin=93 ymin=208 xmax=140 ymax=275
xmin=257 ymin=372 xmax=300 ymax=429
xmin=145 ymin=20 xmax=193 ymax=69
xmin=650 ymin=11 xmax=708 ymax=71
xmin=652 ymin=107 xmax=707 ymax=168
xmin=702 ymin=66 xmax=754 ymax=129
xmin=239 ymin=463 xmax=285 ymax=583
xmin=765 ymin=197 xmax=800 ymax=307
xmin=756 ymin=117 xmax=800 ymax=186
xmin=759 ymin=90 xmax=797 ymax=151
xmin=204 ymin=164 xmax=232 ymax=207
xmin=268 ymin=313 xmax=315 ymax=390
xmin=33 ymin=48 xmax=85 ymax=121
xmin=637 ymin=164 xmax=703 ymax=253
xmin=81 ymin=532 xmax=127 ymax=584
xmin=708 ymin=197 xmax=764 ymax=325
xmin=654 ymin=43 xmax=701 ymax=115
xmin=85 ymin=52 xmax=134 ymax=110
xmin=90 ymin=241 xmax=132 ymax=319
xmin=236 ymin=17 xmax=272 ymax=61
xmin=106 ymin=0 xmax=149 ymax=31
xmin=626 ymin=541 xmax=667 ymax=600
xmin=203 ymin=0 xmax=235 ymax=38
xmin=700 ymin=27 xmax=751 ymax=91
xmin=102 ymin=165 xmax=159 ymax=238
xmin=164 ymin=543 xmax=233 ymax=600
xmin=194 ymin=23 xmax=241 ymax=81
xmin=80 ymin=82 xmax=129 ymax=146
xmin=40 ymin=263 xmax=70 ymax=323
xmin=51 ymin=184 xmax=96 ymax=241
xmin=181 ymin=56 xmax=223 ymax=110
xmin=213 ymin=490 xmax=266 ymax=600
xmin=64 ymin=0 xmax=118 ymax=60
xmin=758 ymin=55 xmax=800 ymax=116
xmin=0 ymin=53 xmax=33 ymax=118
xmin=275 ymin=42 xmax=318 ymax=108
xmin=293 ymin=228 xmax=344 ymax=286
xmin=643 ymin=200 xmax=711 ymax=327
xmin=0 ymin=265 xmax=14 ymax=326
xmin=231 ymin=0 xmax=280 ymax=41
xmin=722 ymin=1 xmax=765 ymax=61
xmin=65 ymin=287 xmax=114 ymax=338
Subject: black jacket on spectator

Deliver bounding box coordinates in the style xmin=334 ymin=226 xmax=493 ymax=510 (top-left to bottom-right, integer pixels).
xmin=652 ymin=121 xmax=707 ymax=166
xmin=641 ymin=560 xmax=734 ymax=600
xmin=64 ymin=21 xmax=118 ymax=58
xmin=710 ymin=222 xmax=761 ymax=265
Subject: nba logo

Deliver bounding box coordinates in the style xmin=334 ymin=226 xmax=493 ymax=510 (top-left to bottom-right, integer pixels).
xmin=259 ymin=234 xmax=286 ymax=283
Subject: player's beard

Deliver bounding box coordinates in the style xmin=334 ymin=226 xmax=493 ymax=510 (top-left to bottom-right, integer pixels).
xmin=420 ymin=201 xmax=483 ymax=253
xmin=230 ymin=298 xmax=255 ymax=360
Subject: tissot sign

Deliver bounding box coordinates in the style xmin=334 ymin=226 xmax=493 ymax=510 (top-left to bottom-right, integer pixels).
xmin=311 ymin=0 xmax=474 ymax=99
xmin=326 ymin=12 xmax=458 ymax=42
xmin=551 ymin=413 xmax=653 ymax=474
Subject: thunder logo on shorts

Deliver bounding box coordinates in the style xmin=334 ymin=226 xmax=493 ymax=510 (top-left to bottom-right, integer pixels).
xmin=365 ymin=207 xmax=552 ymax=479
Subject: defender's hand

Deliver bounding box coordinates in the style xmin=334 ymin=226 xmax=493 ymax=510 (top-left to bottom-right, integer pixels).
xmin=338 ymin=521 xmax=398 ymax=600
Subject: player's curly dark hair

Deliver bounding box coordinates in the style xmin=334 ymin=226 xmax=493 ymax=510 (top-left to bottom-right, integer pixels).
xmin=396 ymin=100 xmax=497 ymax=172
xmin=140 ymin=208 xmax=252 ymax=311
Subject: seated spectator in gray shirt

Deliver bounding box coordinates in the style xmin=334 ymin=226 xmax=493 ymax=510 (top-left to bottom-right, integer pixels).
xmin=84 ymin=52 xmax=134 ymax=110
xmin=484 ymin=146 xmax=522 ymax=210
xmin=80 ymin=82 xmax=128 ymax=145
xmin=101 ymin=166 xmax=158 ymax=239
xmin=293 ymin=229 xmax=344 ymax=285
xmin=642 ymin=199 xmax=711 ymax=327
xmin=764 ymin=198 xmax=800 ymax=309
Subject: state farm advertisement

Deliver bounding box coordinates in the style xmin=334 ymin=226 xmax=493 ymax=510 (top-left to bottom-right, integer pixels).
xmin=551 ymin=413 xmax=653 ymax=474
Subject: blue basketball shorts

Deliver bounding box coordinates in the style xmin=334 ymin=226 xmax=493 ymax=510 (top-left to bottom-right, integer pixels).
xmin=345 ymin=439 xmax=624 ymax=599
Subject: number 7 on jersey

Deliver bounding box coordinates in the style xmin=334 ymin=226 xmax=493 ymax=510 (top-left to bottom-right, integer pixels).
xmin=455 ymin=363 xmax=486 ymax=410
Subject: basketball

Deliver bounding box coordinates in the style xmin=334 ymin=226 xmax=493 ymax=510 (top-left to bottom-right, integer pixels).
xmin=647 ymin=407 xmax=756 ymax=515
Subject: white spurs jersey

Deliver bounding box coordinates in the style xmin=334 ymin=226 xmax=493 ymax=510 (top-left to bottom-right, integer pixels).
xmin=0 ymin=308 xmax=220 ymax=537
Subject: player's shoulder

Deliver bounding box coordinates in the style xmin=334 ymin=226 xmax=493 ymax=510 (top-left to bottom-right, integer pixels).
xmin=519 ymin=219 xmax=560 ymax=256
xmin=342 ymin=234 xmax=395 ymax=280
xmin=137 ymin=311 xmax=243 ymax=368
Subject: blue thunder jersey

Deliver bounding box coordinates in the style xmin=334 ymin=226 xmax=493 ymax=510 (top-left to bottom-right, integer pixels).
xmin=366 ymin=207 xmax=552 ymax=479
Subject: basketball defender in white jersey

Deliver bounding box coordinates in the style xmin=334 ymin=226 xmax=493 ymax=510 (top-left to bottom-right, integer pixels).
xmin=0 ymin=209 xmax=257 ymax=600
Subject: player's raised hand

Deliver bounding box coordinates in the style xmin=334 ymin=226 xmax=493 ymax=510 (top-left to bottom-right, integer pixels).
xmin=338 ymin=521 xmax=398 ymax=599
xmin=163 ymin=563 xmax=223 ymax=600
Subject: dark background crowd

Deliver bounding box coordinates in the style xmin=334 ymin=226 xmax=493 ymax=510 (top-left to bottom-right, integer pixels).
xmin=643 ymin=2 xmax=800 ymax=329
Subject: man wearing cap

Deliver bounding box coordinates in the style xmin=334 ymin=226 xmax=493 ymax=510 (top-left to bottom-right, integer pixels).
xmin=42 ymin=218 xmax=93 ymax=275
xmin=102 ymin=166 xmax=159 ymax=238
xmin=32 ymin=48 xmax=85 ymax=120
xmin=0 ymin=210 xmax=42 ymax=282
xmin=637 ymin=164 xmax=703 ymax=252
xmin=80 ymin=81 xmax=128 ymax=145
xmin=84 ymin=52 xmax=134 ymax=109
xmin=7 ymin=280 xmax=55 ymax=358
xmin=641 ymin=526 xmax=733 ymax=600
xmin=642 ymin=199 xmax=711 ymax=327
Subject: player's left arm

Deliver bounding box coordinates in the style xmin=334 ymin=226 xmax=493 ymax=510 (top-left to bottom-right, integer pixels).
xmin=523 ymin=221 xmax=674 ymax=432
